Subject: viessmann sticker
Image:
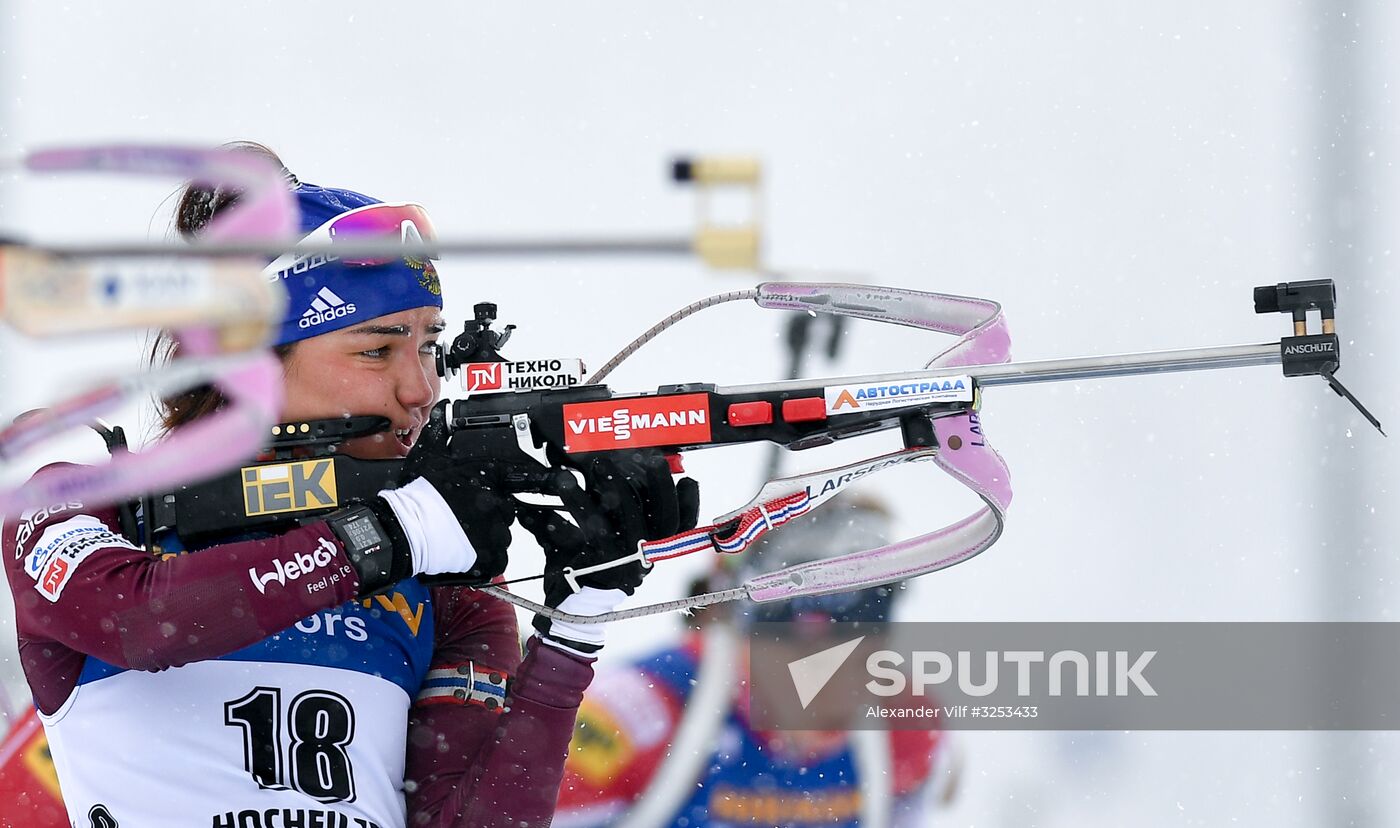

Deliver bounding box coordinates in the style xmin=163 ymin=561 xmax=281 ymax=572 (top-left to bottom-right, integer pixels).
xmin=562 ymin=393 xmax=712 ymax=453
xmin=824 ymin=375 xmax=974 ymax=414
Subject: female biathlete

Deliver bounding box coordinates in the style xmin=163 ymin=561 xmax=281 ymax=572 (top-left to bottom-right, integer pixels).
xmin=0 ymin=145 xmax=697 ymax=828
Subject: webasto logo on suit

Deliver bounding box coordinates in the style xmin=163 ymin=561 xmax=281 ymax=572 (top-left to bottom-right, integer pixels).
xmin=248 ymin=537 xmax=344 ymax=594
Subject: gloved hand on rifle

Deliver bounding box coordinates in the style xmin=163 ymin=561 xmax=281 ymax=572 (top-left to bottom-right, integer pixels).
xmin=519 ymin=449 xmax=700 ymax=656
xmin=335 ymin=400 xmax=518 ymax=596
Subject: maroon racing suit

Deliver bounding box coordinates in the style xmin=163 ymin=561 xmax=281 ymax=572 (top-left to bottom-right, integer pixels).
xmin=3 ymin=462 xmax=590 ymax=828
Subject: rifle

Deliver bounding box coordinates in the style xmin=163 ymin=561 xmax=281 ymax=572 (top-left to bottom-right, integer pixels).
xmin=148 ymin=279 xmax=1381 ymax=624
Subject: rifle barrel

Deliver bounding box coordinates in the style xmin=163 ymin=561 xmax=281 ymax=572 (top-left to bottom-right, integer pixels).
xmin=718 ymin=342 xmax=1282 ymax=396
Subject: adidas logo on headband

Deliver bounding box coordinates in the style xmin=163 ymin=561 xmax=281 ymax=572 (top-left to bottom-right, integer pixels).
xmin=300 ymin=286 xmax=357 ymax=329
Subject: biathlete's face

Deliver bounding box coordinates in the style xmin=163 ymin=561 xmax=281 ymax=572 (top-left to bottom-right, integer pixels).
xmin=279 ymin=306 xmax=446 ymax=460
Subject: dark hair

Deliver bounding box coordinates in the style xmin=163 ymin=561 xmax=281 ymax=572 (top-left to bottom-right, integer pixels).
xmin=151 ymin=141 xmax=298 ymax=433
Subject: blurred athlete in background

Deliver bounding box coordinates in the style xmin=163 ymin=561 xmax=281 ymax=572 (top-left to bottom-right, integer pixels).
xmin=554 ymin=494 xmax=957 ymax=828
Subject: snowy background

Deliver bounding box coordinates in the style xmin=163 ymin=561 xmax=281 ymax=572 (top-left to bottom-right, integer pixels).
xmin=1 ymin=2 xmax=1397 ymax=825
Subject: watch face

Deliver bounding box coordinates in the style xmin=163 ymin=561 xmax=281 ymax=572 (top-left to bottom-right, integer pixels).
xmin=341 ymin=513 xmax=383 ymax=551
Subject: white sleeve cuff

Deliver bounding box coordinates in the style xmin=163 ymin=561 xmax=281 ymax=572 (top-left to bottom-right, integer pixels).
xmin=542 ymin=586 xmax=628 ymax=649
xmin=377 ymin=476 xmax=476 ymax=576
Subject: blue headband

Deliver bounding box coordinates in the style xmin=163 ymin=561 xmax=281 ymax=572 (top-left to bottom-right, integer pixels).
xmin=265 ymin=183 xmax=443 ymax=346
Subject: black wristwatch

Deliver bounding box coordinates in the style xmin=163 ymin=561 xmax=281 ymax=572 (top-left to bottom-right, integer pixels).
xmin=325 ymin=503 xmax=411 ymax=596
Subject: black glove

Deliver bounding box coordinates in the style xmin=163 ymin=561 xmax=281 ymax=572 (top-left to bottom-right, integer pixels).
xmin=521 ymin=449 xmax=699 ymax=652
xmin=393 ymin=402 xmax=516 ymax=572
xmin=574 ymin=449 xmax=701 ymax=548
xmin=336 ymin=401 xmax=516 ymax=596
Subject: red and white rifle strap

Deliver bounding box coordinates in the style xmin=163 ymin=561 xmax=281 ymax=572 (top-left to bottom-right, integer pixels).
xmin=640 ymin=490 xmax=812 ymax=563
xmin=638 ymin=448 xmax=939 ymax=565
